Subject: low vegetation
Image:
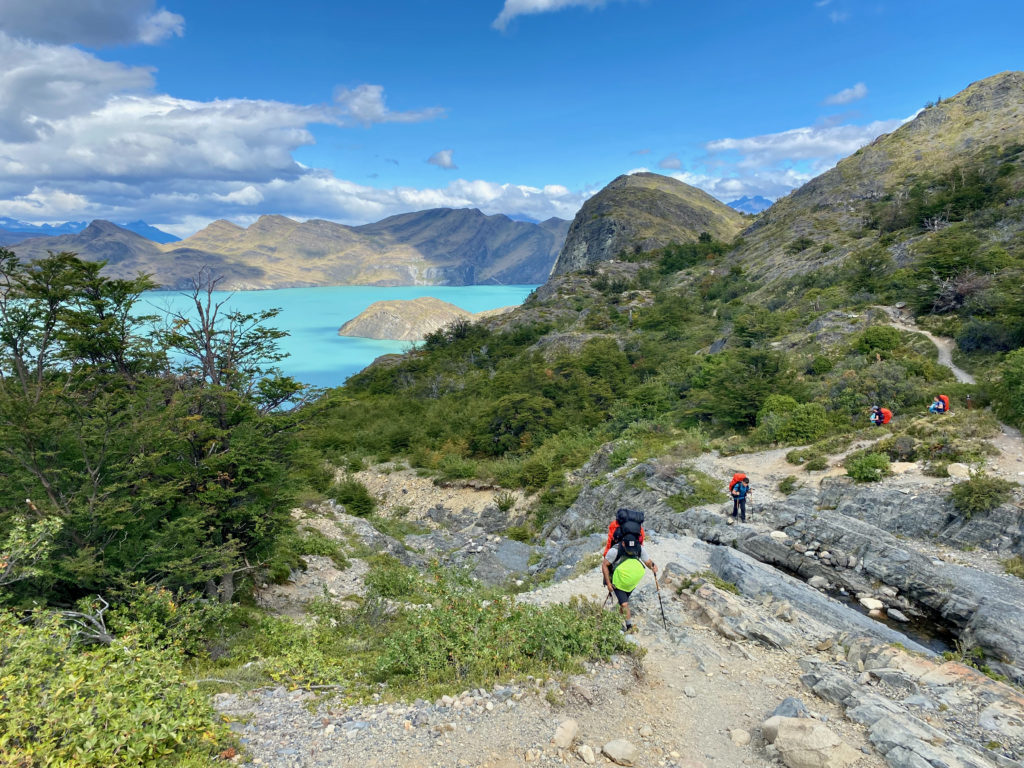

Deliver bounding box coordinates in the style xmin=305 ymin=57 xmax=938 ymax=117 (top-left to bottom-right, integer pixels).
xmin=950 ymin=474 xmax=1016 ymax=518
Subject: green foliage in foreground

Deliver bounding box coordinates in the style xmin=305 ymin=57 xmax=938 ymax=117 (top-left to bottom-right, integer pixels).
xmin=209 ymin=567 xmax=632 ymax=701
xmin=950 ymin=474 xmax=1016 ymax=518
xmin=0 ymin=610 xmax=231 ymax=768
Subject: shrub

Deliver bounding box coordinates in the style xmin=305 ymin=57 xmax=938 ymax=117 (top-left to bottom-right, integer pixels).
xmin=331 ymin=477 xmax=377 ymax=517
xmin=786 ymin=236 xmax=815 ymax=255
xmin=807 ymin=355 xmax=834 ymax=375
xmin=855 ymin=326 xmax=903 ymax=354
xmin=0 ymin=610 xmax=230 ymax=767
xmin=786 ymin=447 xmax=819 ymax=465
xmin=364 ymin=555 xmax=422 ymax=600
xmin=494 ymin=490 xmax=517 ymax=513
xmin=1003 ymin=555 xmax=1024 ymax=579
xmin=804 ymin=456 xmax=829 ymax=471
xmin=994 ymin=348 xmax=1024 ymax=429
xmin=950 ymin=474 xmax=1015 ymax=518
xmin=846 ymin=452 xmax=891 ymax=482
xmin=779 ymin=476 xmax=800 ymax=495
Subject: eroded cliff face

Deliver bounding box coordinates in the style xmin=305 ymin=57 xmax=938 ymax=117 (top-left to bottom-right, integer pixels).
xmin=550 ymin=172 xmax=746 ymax=275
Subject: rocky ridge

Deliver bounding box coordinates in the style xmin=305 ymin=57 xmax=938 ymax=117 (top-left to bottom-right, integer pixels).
xmin=551 ymin=173 xmax=745 ymax=276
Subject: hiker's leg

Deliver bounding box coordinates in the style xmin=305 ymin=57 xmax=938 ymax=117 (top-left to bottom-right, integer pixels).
xmin=731 ymin=498 xmax=738 ymax=517
xmin=622 ymin=600 xmax=632 ymax=626
xmin=740 ymin=498 xmax=746 ymax=522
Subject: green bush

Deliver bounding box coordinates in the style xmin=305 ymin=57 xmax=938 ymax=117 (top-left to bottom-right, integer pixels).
xmin=331 ymin=477 xmax=377 ymax=516
xmin=804 ymin=456 xmax=829 ymax=471
xmin=1003 ymin=556 xmax=1024 ymax=579
xmin=0 ymin=610 xmax=230 ymax=767
xmin=950 ymin=474 xmax=1016 ymax=518
xmin=779 ymin=476 xmax=800 ymax=495
xmin=846 ymin=452 xmax=891 ymax=482
xmin=855 ymin=326 xmax=903 ymax=354
xmin=994 ymin=348 xmax=1024 ymax=429
xmin=807 ymin=355 xmax=834 ymax=375
xmin=364 ymin=555 xmax=423 ymax=600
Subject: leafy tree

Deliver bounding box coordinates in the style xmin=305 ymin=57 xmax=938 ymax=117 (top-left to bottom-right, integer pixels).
xmin=0 ymin=250 xmax=305 ymax=604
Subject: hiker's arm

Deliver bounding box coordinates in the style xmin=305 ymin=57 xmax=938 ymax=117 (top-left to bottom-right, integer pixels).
xmin=645 ymin=559 xmax=658 ymax=576
xmin=602 ymin=559 xmax=613 ymax=591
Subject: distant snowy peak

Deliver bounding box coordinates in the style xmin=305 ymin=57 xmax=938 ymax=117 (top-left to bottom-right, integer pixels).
xmin=727 ymin=195 xmax=774 ymax=214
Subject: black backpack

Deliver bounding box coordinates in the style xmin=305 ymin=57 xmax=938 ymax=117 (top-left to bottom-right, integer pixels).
xmin=611 ymin=508 xmax=644 ymax=550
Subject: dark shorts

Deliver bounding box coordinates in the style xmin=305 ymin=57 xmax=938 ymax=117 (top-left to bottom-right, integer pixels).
xmin=612 ymin=587 xmax=632 ymax=605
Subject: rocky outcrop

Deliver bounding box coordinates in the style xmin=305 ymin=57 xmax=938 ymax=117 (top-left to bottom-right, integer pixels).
xmin=338 ymin=297 xmax=483 ymax=341
xmin=550 ymin=173 xmax=745 ymax=275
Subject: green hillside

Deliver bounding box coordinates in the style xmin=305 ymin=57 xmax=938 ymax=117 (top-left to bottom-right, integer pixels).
xmin=3 ymin=71 xmax=1024 ymax=766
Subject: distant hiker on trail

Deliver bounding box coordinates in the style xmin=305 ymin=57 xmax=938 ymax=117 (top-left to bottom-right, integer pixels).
xmin=869 ymin=406 xmax=892 ymax=426
xmin=602 ymin=532 xmax=657 ymax=633
xmin=929 ymin=395 xmax=950 ymax=414
xmin=729 ymin=473 xmax=749 ymax=522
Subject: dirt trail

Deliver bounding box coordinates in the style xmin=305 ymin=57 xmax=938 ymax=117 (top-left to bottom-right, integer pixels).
xmin=874 ymin=305 xmax=976 ymax=384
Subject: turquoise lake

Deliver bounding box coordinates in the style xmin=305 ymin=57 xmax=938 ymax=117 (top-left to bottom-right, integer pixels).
xmin=141 ymin=284 xmax=539 ymax=388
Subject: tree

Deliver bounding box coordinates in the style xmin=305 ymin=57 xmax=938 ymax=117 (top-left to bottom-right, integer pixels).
xmin=0 ymin=251 xmax=306 ymax=604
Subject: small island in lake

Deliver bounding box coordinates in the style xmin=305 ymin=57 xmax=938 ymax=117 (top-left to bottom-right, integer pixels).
xmin=337 ymin=296 xmax=513 ymax=341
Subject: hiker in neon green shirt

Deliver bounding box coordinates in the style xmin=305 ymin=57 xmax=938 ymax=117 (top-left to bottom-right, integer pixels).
xmin=601 ymin=533 xmax=658 ymax=632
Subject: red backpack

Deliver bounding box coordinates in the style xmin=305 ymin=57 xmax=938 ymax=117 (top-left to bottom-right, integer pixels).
xmin=938 ymin=395 xmax=950 ymax=412
xmin=880 ymin=407 xmax=893 ymax=424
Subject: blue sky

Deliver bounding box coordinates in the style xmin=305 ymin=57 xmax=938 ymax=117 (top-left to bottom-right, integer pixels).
xmin=0 ymin=0 xmax=1021 ymax=236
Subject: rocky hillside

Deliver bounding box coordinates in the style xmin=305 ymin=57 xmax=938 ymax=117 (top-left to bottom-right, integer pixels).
xmin=551 ymin=172 xmax=746 ymax=275
xmin=733 ymin=71 xmax=1024 ymax=282
xmin=9 ymin=208 xmax=569 ymax=290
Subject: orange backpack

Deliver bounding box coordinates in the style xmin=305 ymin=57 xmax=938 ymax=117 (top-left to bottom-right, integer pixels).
xmin=880 ymin=408 xmax=893 ymax=424
xmin=728 ymin=473 xmax=747 ymax=492
xmin=938 ymin=395 xmax=950 ymax=412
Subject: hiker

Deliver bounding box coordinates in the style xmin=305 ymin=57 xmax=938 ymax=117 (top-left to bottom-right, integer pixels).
xmin=869 ymin=406 xmax=892 ymax=426
xmin=929 ymin=395 xmax=950 ymax=414
xmin=729 ymin=473 xmax=750 ymax=522
xmin=602 ymin=532 xmax=657 ymax=632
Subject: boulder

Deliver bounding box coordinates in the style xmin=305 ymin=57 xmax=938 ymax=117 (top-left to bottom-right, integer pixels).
xmin=551 ymin=719 xmax=578 ymax=749
xmin=773 ymin=717 xmax=860 ymax=768
xmin=602 ymin=739 xmax=637 ymax=766
xmin=946 ymin=463 xmax=971 ymax=479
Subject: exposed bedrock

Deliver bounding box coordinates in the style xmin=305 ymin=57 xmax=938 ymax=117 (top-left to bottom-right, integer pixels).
xmin=546 ymin=463 xmax=1024 ymax=684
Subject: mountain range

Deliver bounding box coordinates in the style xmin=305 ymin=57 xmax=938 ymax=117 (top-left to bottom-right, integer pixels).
xmin=8 ymin=209 xmax=570 ymax=290
xmin=726 ymin=195 xmax=774 ymax=214
xmin=0 ymin=217 xmax=180 ymax=245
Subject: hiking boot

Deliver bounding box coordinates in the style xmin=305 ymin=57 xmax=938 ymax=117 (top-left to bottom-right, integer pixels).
xmin=623 ymin=622 xmax=635 ymax=633
xmin=740 ymin=516 xmax=746 ymax=523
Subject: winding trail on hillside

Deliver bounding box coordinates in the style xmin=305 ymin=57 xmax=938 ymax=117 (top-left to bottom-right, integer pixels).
xmin=874 ymin=305 xmax=976 ymax=384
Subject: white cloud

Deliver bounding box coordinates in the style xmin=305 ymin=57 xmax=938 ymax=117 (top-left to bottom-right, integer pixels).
xmin=824 ymin=82 xmax=867 ymax=105
xmin=334 ymin=84 xmax=444 ymax=126
xmin=630 ymin=148 xmax=651 ymax=155
xmin=829 ymin=10 xmax=849 ymax=22
xmin=493 ymin=0 xmax=628 ymax=31
xmin=704 ymin=117 xmax=908 ymax=170
xmin=0 ymin=0 xmax=184 ymax=47
xmin=657 ymin=153 xmax=682 ymax=170
xmin=427 ymin=149 xmax=457 ymax=170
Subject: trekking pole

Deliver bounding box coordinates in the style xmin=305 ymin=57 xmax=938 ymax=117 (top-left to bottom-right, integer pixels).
xmin=654 ymin=572 xmax=668 ymax=631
